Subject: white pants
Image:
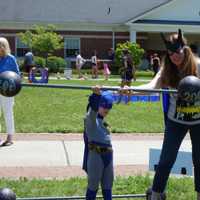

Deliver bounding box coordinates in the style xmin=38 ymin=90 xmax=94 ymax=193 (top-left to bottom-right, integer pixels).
xmin=0 ymin=95 xmax=15 ymax=135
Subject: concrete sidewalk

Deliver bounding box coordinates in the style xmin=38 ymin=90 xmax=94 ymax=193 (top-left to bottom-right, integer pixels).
xmin=0 ymin=134 xmax=192 ymax=179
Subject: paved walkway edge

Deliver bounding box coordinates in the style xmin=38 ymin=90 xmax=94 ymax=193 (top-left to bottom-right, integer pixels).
xmin=0 ymin=165 xmax=149 ymax=179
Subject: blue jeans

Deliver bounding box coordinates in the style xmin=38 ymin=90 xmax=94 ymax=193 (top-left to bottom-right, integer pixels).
xmin=152 ymin=119 xmax=200 ymax=193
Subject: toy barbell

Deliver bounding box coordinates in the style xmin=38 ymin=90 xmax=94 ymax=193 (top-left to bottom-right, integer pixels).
xmin=0 ymin=71 xmax=199 ymax=99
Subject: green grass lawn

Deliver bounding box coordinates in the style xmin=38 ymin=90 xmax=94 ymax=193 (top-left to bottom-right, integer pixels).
xmin=1 ymin=78 xmax=164 ymax=133
xmin=0 ymin=175 xmax=196 ymax=199
xmin=63 ymin=69 xmax=154 ymax=79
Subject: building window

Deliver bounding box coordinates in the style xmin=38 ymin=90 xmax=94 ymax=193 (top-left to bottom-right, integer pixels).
xmin=16 ymin=38 xmax=29 ymax=57
xmin=64 ymin=38 xmax=80 ymax=58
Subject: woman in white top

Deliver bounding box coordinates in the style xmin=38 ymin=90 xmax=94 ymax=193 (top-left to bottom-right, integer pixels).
xmin=75 ymin=52 xmax=85 ymax=79
xmin=91 ymin=50 xmax=98 ymax=79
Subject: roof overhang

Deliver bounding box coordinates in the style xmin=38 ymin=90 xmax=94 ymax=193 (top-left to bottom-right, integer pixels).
xmin=0 ymin=21 xmax=129 ymax=32
xmin=126 ymin=0 xmax=176 ymax=25
xmin=130 ymin=20 xmax=200 ymax=33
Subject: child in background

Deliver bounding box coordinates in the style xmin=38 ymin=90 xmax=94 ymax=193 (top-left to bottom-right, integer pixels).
xmin=103 ymin=63 xmax=111 ymax=80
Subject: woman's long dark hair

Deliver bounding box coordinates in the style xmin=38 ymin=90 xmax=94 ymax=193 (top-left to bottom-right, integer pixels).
xmin=160 ymin=35 xmax=198 ymax=88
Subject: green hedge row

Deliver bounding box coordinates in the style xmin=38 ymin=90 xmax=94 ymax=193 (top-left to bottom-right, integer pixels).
xmin=18 ymin=56 xmax=67 ymax=73
xmin=17 ymin=56 xmax=154 ymax=77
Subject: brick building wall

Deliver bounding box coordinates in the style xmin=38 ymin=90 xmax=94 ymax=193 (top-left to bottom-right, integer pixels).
xmin=0 ymin=29 xmax=130 ymax=59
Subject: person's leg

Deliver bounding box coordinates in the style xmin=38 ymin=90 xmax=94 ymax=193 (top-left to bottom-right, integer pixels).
xmin=91 ymin=66 xmax=95 ymax=78
xmin=152 ymin=119 xmax=188 ymax=193
xmin=76 ymin=65 xmax=81 ymax=78
xmin=120 ymin=80 xmax=126 ymax=88
xmin=119 ymin=80 xmax=131 ymax=104
xmin=189 ymin=124 xmax=200 ymax=196
xmin=197 ymin=193 xmax=200 ymax=200
xmin=151 ymin=191 xmax=165 ymax=200
xmin=132 ymin=67 xmax=136 ymax=81
xmin=104 ymin=72 xmax=108 ymax=80
xmin=1 ymin=96 xmax=15 ymax=145
xmin=86 ymin=151 xmax=103 ymax=200
xmin=146 ymin=187 xmax=166 ymax=200
xmin=126 ymin=81 xmax=131 ymax=87
xmin=125 ymin=81 xmax=132 ymax=104
xmin=80 ymin=64 xmax=84 ymax=78
xmin=79 ymin=64 xmax=84 ymax=78
xmin=107 ymin=73 xmax=110 ymax=80
xmin=77 ymin=68 xmax=81 ymax=78
xmin=116 ymin=80 xmax=126 ymax=104
xmin=101 ymin=155 xmax=113 ymax=200
xmin=27 ymin=65 xmax=33 ymax=80
xmin=94 ymin=66 xmax=98 ymax=79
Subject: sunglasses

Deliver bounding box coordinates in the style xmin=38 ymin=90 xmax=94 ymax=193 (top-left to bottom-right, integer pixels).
xmin=167 ymin=48 xmax=184 ymax=56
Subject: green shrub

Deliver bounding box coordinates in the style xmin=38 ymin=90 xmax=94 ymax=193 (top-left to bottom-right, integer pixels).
xmin=34 ymin=56 xmax=46 ymax=68
xmin=17 ymin=56 xmax=66 ymax=73
xmin=46 ymin=56 xmax=66 ymax=73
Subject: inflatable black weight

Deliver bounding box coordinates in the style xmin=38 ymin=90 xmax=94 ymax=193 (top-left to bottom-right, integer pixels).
xmin=0 ymin=188 xmax=16 ymax=200
xmin=176 ymin=75 xmax=200 ymax=122
xmin=0 ymin=71 xmax=21 ymax=97
xmin=178 ymin=75 xmax=200 ymax=102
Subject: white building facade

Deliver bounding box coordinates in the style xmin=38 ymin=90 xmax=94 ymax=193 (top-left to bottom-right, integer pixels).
xmin=0 ymin=0 xmax=199 ymax=58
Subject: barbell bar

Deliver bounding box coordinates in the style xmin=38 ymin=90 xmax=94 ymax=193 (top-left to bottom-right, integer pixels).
xmin=21 ymin=83 xmax=178 ymax=94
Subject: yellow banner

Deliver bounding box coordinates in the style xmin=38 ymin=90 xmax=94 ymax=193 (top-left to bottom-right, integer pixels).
xmin=177 ymin=106 xmax=200 ymax=113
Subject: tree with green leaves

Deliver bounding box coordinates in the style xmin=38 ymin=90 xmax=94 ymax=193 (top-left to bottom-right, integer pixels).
xmin=115 ymin=41 xmax=144 ymax=73
xmin=18 ymin=30 xmax=33 ymax=50
xmin=18 ymin=25 xmax=63 ymax=63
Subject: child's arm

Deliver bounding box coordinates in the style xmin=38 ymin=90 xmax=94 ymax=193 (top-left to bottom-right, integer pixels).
xmin=86 ymin=86 xmax=102 ymax=121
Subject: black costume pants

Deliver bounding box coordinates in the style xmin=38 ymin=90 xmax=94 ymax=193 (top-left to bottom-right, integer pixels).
xmin=152 ymin=118 xmax=200 ymax=192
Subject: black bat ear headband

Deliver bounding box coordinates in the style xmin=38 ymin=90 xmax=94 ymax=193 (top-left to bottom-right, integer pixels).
xmin=161 ymin=29 xmax=186 ymax=52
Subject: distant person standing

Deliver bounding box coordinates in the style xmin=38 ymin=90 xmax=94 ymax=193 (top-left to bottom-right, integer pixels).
xmin=103 ymin=62 xmax=111 ymax=80
xmin=150 ymin=53 xmax=161 ymax=77
xmin=120 ymin=49 xmax=135 ymax=87
xmin=75 ymin=51 xmax=86 ymax=79
xmin=24 ymin=50 xmax=34 ymax=75
xmin=91 ymin=50 xmax=98 ymax=79
xmin=108 ymin=48 xmax=115 ymax=63
xmin=118 ymin=49 xmax=135 ymax=104
xmin=107 ymin=48 xmax=115 ymax=76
